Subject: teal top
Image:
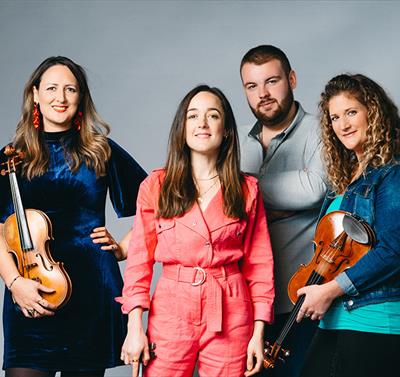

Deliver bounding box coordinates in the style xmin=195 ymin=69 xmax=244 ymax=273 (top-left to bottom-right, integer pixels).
xmin=319 ymin=196 xmax=400 ymax=334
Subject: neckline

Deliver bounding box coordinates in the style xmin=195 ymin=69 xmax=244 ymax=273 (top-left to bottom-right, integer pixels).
xmin=42 ymin=127 xmax=77 ymax=142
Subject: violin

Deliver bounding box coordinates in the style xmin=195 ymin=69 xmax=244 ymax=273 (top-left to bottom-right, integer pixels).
xmin=263 ymin=210 xmax=375 ymax=369
xmin=1 ymin=145 xmax=72 ymax=308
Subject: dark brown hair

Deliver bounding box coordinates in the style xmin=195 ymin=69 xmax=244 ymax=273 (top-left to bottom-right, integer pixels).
xmin=13 ymin=56 xmax=111 ymax=179
xmin=158 ymin=85 xmax=246 ymax=219
xmin=240 ymin=45 xmax=292 ymax=76
xmin=320 ymin=74 xmax=400 ymax=194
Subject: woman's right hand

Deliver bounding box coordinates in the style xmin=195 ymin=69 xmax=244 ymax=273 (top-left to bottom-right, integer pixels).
xmin=10 ymin=276 xmax=57 ymax=318
xmin=121 ymin=326 xmax=150 ymax=377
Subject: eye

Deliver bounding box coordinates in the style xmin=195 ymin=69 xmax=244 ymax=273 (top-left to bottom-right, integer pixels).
xmin=46 ymin=86 xmax=56 ymax=91
xmin=66 ymin=87 xmax=78 ymax=93
xmin=246 ymin=84 xmax=256 ymax=90
xmin=267 ymin=79 xmax=278 ymax=85
xmin=208 ymin=113 xmax=220 ymax=120
xmin=187 ymin=113 xmax=197 ymax=120
xmin=348 ymin=110 xmax=357 ymax=116
xmin=330 ymin=115 xmax=338 ymax=122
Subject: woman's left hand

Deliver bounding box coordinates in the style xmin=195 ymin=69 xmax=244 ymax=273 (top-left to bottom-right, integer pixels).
xmin=244 ymin=321 xmax=264 ymax=376
xmin=90 ymin=227 xmax=124 ymax=260
xmin=296 ymin=280 xmax=344 ymax=322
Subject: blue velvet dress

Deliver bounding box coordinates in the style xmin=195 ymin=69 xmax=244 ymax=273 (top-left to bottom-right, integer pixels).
xmin=0 ymin=129 xmax=147 ymax=372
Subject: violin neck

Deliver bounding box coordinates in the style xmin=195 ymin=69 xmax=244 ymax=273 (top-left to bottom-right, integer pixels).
xmin=275 ymin=271 xmax=325 ymax=346
xmin=9 ymin=171 xmax=33 ymax=251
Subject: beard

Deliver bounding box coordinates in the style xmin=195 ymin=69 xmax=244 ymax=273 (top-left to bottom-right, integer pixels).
xmin=250 ymin=89 xmax=294 ymax=127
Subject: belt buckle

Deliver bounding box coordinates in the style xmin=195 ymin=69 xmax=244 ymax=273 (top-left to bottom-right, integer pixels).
xmin=191 ymin=267 xmax=206 ymax=286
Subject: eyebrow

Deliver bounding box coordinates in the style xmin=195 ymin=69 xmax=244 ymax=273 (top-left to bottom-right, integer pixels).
xmin=244 ymin=75 xmax=281 ymax=86
xmin=187 ymin=107 xmax=222 ymax=113
xmin=43 ymin=82 xmax=78 ymax=87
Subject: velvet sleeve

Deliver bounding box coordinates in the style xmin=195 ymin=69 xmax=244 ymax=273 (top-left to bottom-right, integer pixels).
xmin=107 ymin=139 xmax=147 ymax=218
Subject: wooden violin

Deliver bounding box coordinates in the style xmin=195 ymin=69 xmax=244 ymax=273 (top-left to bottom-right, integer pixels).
xmin=263 ymin=210 xmax=375 ymax=369
xmin=1 ymin=145 xmax=72 ymax=308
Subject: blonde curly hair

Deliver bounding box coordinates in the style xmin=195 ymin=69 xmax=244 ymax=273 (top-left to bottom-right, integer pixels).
xmin=319 ymin=74 xmax=400 ymax=194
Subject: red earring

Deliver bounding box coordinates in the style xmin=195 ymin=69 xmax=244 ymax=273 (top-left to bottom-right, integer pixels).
xmin=74 ymin=111 xmax=83 ymax=131
xmin=33 ymin=102 xmax=41 ymax=129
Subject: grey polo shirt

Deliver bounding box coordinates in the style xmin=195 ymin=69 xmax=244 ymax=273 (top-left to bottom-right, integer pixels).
xmin=239 ymin=102 xmax=326 ymax=314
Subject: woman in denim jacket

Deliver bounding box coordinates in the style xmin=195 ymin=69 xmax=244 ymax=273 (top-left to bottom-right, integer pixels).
xmin=297 ymin=74 xmax=400 ymax=377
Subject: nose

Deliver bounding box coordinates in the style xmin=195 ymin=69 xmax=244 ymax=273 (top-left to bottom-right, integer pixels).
xmin=258 ymin=85 xmax=270 ymax=99
xmin=55 ymin=88 xmax=66 ymax=103
xmin=199 ymin=113 xmax=210 ymax=128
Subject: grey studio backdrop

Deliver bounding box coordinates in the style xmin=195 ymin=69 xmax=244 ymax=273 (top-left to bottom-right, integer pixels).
xmin=1 ymin=1 xmax=400 ymax=376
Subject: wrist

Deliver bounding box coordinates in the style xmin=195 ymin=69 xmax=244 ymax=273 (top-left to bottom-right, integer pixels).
xmin=252 ymin=320 xmax=265 ymax=339
xmin=7 ymin=275 xmax=21 ymax=290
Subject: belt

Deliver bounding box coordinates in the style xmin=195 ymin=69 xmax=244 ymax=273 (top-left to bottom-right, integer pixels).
xmin=162 ymin=263 xmax=240 ymax=332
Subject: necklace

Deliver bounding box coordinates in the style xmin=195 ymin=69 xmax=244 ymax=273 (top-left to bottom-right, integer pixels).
xmin=196 ymin=179 xmax=219 ymax=203
xmin=194 ymin=174 xmax=219 ymax=181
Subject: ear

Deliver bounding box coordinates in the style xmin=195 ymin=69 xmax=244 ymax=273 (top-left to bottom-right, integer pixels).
xmin=33 ymin=86 xmax=39 ymax=103
xmin=288 ymin=70 xmax=297 ymax=91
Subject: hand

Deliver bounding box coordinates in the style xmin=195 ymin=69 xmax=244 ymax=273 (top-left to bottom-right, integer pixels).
xmin=10 ymin=277 xmax=57 ymax=318
xmin=121 ymin=327 xmax=150 ymax=377
xmin=90 ymin=227 xmax=124 ymax=260
xmin=244 ymin=322 xmax=264 ymax=376
xmin=296 ymin=280 xmax=344 ymax=322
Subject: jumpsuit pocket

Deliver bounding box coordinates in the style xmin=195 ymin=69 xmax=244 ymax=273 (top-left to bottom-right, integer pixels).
xmin=223 ymin=274 xmax=253 ymax=320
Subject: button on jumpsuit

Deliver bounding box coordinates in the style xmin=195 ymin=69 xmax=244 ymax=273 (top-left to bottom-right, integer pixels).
xmin=117 ymin=170 xmax=275 ymax=377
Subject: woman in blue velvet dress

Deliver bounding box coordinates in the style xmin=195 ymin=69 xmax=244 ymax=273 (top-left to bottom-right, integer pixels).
xmin=296 ymin=74 xmax=400 ymax=377
xmin=0 ymin=56 xmax=147 ymax=377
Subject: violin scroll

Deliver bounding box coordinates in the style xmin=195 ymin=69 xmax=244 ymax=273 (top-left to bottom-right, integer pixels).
xmin=1 ymin=145 xmax=25 ymax=176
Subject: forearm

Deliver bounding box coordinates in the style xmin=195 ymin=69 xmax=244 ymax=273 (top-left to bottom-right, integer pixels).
xmin=0 ymin=224 xmax=21 ymax=288
xmin=117 ymin=229 xmax=132 ymax=261
xmin=127 ymin=306 xmax=145 ymax=332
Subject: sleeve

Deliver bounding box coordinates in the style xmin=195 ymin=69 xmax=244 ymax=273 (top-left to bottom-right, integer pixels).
xmin=115 ymin=174 xmax=158 ymax=313
xmin=0 ymin=146 xmax=13 ymax=223
xmin=336 ymin=166 xmax=400 ymax=296
xmin=107 ymin=139 xmax=147 ymax=218
xmin=241 ymin=182 xmax=275 ymax=323
xmin=260 ymin=124 xmax=327 ymax=211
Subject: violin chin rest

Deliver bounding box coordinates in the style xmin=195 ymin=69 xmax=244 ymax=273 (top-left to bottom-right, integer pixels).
xmin=342 ymin=213 xmax=373 ymax=245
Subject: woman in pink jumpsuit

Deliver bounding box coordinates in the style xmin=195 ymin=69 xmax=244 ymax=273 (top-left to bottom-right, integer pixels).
xmin=116 ymin=85 xmax=275 ymax=377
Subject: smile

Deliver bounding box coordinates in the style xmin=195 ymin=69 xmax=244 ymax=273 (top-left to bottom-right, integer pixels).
xmin=195 ymin=133 xmax=211 ymax=138
xmin=342 ymin=130 xmax=357 ymax=138
xmin=52 ymin=106 xmax=68 ymax=113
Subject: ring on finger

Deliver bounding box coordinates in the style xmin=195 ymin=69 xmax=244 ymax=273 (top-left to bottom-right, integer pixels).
xmin=305 ymin=313 xmax=311 ymax=318
xmin=132 ymin=358 xmax=139 ymax=363
xmin=27 ymin=308 xmax=35 ymax=317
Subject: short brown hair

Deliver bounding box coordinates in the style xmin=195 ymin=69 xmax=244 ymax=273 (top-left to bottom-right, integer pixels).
xmin=240 ymin=45 xmax=292 ymax=76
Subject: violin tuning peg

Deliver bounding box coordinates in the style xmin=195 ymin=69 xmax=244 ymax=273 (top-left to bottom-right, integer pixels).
xmin=281 ymin=348 xmax=290 ymax=357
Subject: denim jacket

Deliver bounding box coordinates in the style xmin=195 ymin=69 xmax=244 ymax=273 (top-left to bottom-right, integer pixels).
xmin=318 ymin=162 xmax=400 ymax=311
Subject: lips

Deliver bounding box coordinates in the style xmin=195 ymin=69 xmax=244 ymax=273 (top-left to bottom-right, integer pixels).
xmin=342 ymin=130 xmax=357 ymax=138
xmin=195 ymin=133 xmax=211 ymax=138
xmin=258 ymin=99 xmax=275 ymax=109
xmin=52 ymin=105 xmax=68 ymax=113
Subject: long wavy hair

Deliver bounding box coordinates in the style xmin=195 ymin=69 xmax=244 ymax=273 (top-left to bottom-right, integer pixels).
xmin=158 ymin=85 xmax=246 ymax=219
xmin=320 ymin=74 xmax=400 ymax=194
xmin=13 ymin=56 xmax=111 ymax=179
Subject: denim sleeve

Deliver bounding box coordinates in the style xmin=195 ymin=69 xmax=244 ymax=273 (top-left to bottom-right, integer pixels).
xmin=343 ymin=165 xmax=400 ymax=293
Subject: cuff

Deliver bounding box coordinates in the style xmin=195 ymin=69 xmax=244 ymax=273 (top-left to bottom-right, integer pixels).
xmin=335 ymin=272 xmax=359 ymax=296
xmin=115 ymin=295 xmax=150 ymax=314
xmin=253 ymin=302 xmax=274 ymax=324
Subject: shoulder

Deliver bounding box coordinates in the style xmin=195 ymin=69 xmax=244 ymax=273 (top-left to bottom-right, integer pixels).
xmin=140 ymin=168 xmax=165 ymax=190
xmin=242 ymin=173 xmax=260 ymax=202
xmin=107 ymin=138 xmax=131 ymax=157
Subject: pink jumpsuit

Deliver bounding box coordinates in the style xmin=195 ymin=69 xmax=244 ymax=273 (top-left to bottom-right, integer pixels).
xmin=116 ymin=170 xmax=275 ymax=377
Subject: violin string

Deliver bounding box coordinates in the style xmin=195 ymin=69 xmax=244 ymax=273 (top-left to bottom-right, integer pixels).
xmin=9 ymin=170 xmax=31 ymax=278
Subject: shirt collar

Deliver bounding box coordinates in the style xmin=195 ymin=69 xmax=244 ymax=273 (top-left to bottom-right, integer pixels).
xmin=248 ymin=101 xmax=306 ymax=140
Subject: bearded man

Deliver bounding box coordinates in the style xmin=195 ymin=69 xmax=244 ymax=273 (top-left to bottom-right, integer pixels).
xmin=238 ymin=45 xmax=326 ymax=377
